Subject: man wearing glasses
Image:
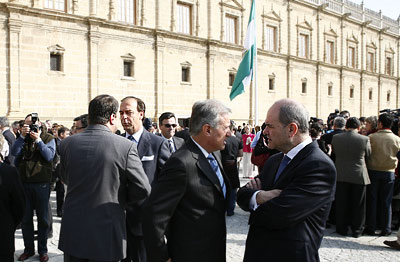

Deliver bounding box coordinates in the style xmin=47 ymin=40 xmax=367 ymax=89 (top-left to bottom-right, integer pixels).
xmin=158 ymin=112 xmax=184 ymax=153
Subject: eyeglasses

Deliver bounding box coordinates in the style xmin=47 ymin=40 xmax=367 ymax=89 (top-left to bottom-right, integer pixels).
xmin=163 ymin=124 xmax=177 ymax=128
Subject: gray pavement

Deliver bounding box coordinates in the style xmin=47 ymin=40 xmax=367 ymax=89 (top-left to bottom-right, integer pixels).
xmin=14 ymin=176 xmax=400 ymax=261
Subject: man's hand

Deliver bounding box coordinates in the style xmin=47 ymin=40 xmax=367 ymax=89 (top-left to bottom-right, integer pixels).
xmin=30 ymin=130 xmax=40 ymax=141
xmin=256 ymin=189 xmax=282 ymax=205
xmin=246 ymin=177 xmax=262 ymax=190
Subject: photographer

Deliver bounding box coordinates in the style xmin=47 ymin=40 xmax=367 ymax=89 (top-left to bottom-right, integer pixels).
xmin=11 ymin=113 xmax=55 ymax=262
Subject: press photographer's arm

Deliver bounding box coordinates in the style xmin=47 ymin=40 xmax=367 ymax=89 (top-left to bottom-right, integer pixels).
xmin=11 ymin=114 xmax=55 ymax=168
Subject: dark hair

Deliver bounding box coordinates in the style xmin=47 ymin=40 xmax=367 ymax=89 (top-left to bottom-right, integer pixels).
xmin=182 ymin=117 xmax=190 ymax=128
xmin=18 ymin=120 xmax=24 ymax=128
xmin=159 ymin=112 xmax=176 ymax=125
xmin=88 ymin=94 xmax=119 ymax=125
xmin=359 ymin=117 xmax=366 ymax=122
xmin=378 ymin=113 xmax=394 ymax=129
xmin=345 ymin=117 xmax=361 ymax=129
xmin=309 ymin=123 xmax=322 ymax=138
xmin=74 ymin=114 xmax=88 ymax=128
xmin=143 ymin=118 xmax=153 ymax=131
xmin=58 ymin=126 xmax=70 ymax=137
xmin=121 ymin=96 xmax=146 ymax=120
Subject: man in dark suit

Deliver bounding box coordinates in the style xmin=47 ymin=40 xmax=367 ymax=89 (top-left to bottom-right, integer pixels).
xmin=221 ymin=120 xmax=243 ymax=216
xmin=158 ymin=112 xmax=184 ymax=153
xmin=119 ymin=96 xmax=170 ymax=262
xmin=331 ymin=117 xmax=371 ymax=237
xmin=0 ymin=116 xmax=16 ymax=166
xmin=0 ymin=134 xmax=25 ymax=262
xmin=237 ymin=99 xmax=336 ymax=262
xmin=175 ymin=117 xmax=190 ymax=141
xmin=143 ymin=99 xmax=232 ymax=262
xmin=58 ymin=94 xmax=151 ymax=262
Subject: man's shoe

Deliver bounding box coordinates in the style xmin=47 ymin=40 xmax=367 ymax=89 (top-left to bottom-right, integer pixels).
xmin=384 ymin=240 xmax=400 ymax=250
xmin=17 ymin=252 xmax=34 ymax=261
xmin=39 ymin=253 xmax=49 ymax=262
xmin=363 ymin=229 xmax=376 ymax=236
xmin=380 ymin=231 xmax=392 ymax=236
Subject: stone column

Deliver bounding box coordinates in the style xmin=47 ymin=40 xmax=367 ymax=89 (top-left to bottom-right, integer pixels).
xmin=7 ymin=13 xmax=22 ymax=116
xmin=88 ymin=22 xmax=100 ymax=101
xmin=90 ymin=0 xmax=97 ymax=16
xmin=206 ymin=48 xmax=216 ymax=99
xmin=72 ymin=0 xmax=79 ymax=14
xmin=171 ymin=0 xmax=176 ymax=31
xmin=109 ymin=0 xmax=116 ymax=20
xmin=154 ymin=34 xmax=165 ymax=117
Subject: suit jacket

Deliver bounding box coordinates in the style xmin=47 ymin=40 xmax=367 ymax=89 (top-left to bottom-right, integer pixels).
xmin=172 ymin=136 xmax=185 ymax=151
xmin=122 ymin=129 xmax=171 ymax=236
xmin=237 ymin=141 xmax=336 ymax=262
xmin=3 ymin=129 xmax=16 ymax=166
xmin=0 ymin=163 xmax=25 ymax=256
xmin=142 ymin=138 xmax=230 ymax=262
xmin=58 ymin=125 xmax=151 ymax=261
xmin=332 ymin=130 xmax=371 ymax=185
xmin=155 ymin=133 xmax=185 ymax=152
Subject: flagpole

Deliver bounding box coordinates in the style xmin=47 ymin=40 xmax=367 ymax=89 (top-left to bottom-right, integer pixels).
xmin=254 ymin=0 xmax=258 ymax=126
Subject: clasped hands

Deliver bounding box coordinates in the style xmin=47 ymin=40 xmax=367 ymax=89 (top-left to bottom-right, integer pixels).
xmin=246 ymin=178 xmax=282 ymax=205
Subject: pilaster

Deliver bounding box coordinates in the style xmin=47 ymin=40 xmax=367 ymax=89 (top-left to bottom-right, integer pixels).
xmin=88 ymin=21 xmax=100 ymax=101
xmin=154 ymin=33 xmax=165 ymax=117
xmin=7 ymin=13 xmax=22 ymax=116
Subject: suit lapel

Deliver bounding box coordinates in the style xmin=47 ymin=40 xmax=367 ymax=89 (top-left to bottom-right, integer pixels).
xmin=187 ymin=139 xmax=225 ymax=197
xmin=137 ymin=130 xmax=150 ymax=159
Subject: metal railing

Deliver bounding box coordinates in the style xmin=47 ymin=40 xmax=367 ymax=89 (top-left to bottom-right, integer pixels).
xmin=301 ymin=0 xmax=399 ymax=34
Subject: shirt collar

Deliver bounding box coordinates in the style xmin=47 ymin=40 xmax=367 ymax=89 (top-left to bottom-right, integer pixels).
xmin=161 ymin=133 xmax=173 ymax=141
xmin=191 ymin=137 xmax=211 ymax=159
xmin=285 ymin=136 xmax=313 ymax=161
xmin=125 ymin=127 xmax=144 ymax=143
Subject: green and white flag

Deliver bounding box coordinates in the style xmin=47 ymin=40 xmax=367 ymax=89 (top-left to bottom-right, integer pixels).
xmin=230 ymin=0 xmax=256 ymax=101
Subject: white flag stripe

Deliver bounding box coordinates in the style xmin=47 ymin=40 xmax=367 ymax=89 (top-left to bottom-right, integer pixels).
xmin=244 ymin=19 xmax=256 ymax=50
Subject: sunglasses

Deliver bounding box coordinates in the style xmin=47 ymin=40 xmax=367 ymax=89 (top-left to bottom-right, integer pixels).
xmin=164 ymin=124 xmax=177 ymax=128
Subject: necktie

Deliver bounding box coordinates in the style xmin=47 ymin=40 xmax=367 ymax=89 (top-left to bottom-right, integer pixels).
xmin=128 ymin=135 xmax=137 ymax=143
xmin=207 ymin=154 xmax=226 ymax=198
xmin=168 ymin=139 xmax=175 ymax=153
xmin=274 ymin=155 xmax=291 ymax=183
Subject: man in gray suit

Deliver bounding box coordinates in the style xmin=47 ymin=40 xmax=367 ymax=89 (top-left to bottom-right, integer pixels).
xmin=58 ymin=94 xmax=151 ymax=262
xmin=332 ymin=117 xmax=371 ymax=237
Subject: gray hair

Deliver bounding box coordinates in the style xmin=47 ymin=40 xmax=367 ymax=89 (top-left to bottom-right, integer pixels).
xmin=0 ymin=116 xmax=9 ymax=128
xmin=333 ymin=117 xmax=346 ymax=129
xmin=189 ymin=99 xmax=231 ymax=136
xmin=277 ymin=99 xmax=309 ymax=134
xmin=366 ymin=115 xmax=378 ymax=131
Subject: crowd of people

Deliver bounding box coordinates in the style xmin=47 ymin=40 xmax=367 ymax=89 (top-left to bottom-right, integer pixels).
xmin=0 ymin=96 xmax=400 ymax=262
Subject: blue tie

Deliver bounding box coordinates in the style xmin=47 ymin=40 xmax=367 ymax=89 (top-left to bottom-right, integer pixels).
xmin=274 ymin=155 xmax=291 ymax=183
xmin=168 ymin=139 xmax=175 ymax=153
xmin=207 ymin=154 xmax=226 ymax=198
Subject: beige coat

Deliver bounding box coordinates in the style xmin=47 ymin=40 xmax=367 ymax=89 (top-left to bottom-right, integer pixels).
xmin=367 ymin=129 xmax=400 ymax=172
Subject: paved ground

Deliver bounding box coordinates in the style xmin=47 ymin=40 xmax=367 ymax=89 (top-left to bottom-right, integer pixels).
xmin=14 ymin=174 xmax=400 ymax=261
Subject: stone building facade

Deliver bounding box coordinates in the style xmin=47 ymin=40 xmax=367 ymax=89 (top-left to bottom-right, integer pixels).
xmin=1 ymin=0 xmax=399 ymax=125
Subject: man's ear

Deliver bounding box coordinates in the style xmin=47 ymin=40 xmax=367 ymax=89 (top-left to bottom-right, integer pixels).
xmin=288 ymin=123 xmax=298 ymax=137
xmin=138 ymin=111 xmax=144 ymax=121
xmin=109 ymin=113 xmax=117 ymax=125
xmin=202 ymin=124 xmax=211 ymax=136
